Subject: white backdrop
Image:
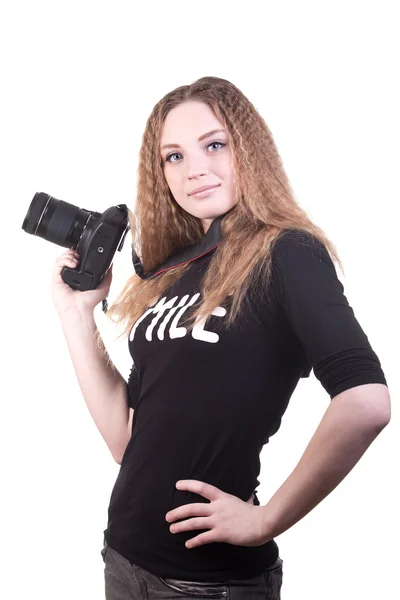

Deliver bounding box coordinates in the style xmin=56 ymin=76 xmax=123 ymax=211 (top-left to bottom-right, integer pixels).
xmin=1 ymin=1 xmax=398 ymax=598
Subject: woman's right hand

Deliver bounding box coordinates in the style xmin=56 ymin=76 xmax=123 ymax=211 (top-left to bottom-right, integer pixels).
xmin=52 ymin=249 xmax=113 ymax=317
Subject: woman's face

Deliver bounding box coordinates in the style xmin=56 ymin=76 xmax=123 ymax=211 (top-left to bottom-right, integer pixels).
xmin=160 ymin=101 xmax=237 ymax=234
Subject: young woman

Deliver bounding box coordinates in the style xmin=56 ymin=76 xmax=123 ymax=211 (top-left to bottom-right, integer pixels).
xmin=53 ymin=76 xmax=390 ymax=599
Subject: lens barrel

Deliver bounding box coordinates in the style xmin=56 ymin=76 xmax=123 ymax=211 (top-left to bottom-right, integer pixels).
xmin=22 ymin=192 xmax=91 ymax=248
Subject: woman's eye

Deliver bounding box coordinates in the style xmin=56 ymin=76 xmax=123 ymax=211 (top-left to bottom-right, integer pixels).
xmin=209 ymin=141 xmax=225 ymax=152
xmin=165 ymin=141 xmax=225 ymax=163
xmin=165 ymin=152 xmax=181 ymax=163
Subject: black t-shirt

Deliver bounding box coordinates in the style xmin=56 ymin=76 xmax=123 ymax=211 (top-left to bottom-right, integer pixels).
xmin=104 ymin=229 xmax=387 ymax=581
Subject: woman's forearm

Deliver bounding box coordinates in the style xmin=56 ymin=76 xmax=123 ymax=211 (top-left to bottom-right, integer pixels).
xmin=260 ymin=383 xmax=390 ymax=540
xmin=58 ymin=307 xmax=131 ymax=463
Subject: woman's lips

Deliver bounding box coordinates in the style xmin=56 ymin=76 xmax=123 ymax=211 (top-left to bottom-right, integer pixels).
xmin=190 ymin=184 xmax=220 ymax=199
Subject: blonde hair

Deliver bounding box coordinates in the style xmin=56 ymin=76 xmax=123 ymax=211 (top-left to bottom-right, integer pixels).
xmin=99 ymin=75 xmax=344 ymax=359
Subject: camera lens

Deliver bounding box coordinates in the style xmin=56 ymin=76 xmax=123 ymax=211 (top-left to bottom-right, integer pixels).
xmin=22 ymin=192 xmax=92 ymax=248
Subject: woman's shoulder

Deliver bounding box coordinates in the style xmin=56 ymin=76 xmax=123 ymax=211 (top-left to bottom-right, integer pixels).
xmin=272 ymin=228 xmax=328 ymax=261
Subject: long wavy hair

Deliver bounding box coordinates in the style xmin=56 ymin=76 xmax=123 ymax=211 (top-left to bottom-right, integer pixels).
xmin=98 ymin=76 xmax=344 ymax=362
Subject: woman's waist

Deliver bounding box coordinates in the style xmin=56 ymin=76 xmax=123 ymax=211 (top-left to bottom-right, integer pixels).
xmin=108 ymin=466 xmax=260 ymax=532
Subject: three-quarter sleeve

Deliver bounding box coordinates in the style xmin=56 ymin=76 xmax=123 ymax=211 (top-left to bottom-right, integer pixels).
xmin=127 ymin=362 xmax=140 ymax=410
xmin=271 ymin=229 xmax=387 ymax=399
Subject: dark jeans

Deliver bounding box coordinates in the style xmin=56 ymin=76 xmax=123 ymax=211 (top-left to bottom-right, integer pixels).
xmin=101 ymin=538 xmax=283 ymax=599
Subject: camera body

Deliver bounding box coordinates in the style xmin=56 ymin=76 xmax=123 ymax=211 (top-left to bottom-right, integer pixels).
xmin=22 ymin=192 xmax=131 ymax=291
xmin=61 ymin=204 xmax=129 ymax=291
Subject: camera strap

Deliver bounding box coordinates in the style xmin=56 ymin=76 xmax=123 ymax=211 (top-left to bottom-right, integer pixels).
xmin=131 ymin=209 xmax=234 ymax=281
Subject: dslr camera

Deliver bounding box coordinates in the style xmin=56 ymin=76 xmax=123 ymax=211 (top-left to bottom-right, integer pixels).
xmin=22 ymin=192 xmax=130 ymax=308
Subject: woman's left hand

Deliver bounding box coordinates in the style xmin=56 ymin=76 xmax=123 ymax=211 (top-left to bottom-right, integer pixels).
xmin=165 ymin=480 xmax=271 ymax=549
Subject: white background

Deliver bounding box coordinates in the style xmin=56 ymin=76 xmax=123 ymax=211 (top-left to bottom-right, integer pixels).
xmin=1 ymin=1 xmax=398 ymax=598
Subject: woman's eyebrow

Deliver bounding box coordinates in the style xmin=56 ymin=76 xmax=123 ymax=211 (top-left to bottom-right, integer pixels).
xmin=161 ymin=129 xmax=225 ymax=151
